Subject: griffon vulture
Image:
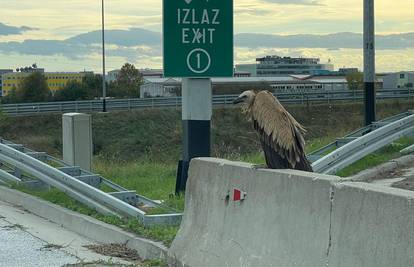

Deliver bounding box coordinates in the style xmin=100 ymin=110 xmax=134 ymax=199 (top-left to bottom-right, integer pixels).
xmin=233 ymin=90 xmax=313 ymax=172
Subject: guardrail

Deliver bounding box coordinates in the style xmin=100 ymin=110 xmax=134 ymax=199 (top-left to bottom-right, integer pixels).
xmin=0 ymin=138 xmax=182 ymax=226
xmin=311 ymin=111 xmax=414 ymax=174
xmin=1 ymin=88 xmax=412 ymax=116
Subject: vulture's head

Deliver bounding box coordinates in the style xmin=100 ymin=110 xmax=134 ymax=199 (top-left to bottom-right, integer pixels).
xmin=233 ymin=90 xmax=256 ymax=106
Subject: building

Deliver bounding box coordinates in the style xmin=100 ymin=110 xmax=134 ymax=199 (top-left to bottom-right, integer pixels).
xmin=106 ymin=69 xmax=120 ymax=83
xmin=383 ymin=72 xmax=414 ymax=89
xmin=235 ymin=64 xmax=257 ymax=76
xmin=255 ymin=56 xmax=334 ymax=77
xmin=0 ymin=69 xmax=13 ymax=97
xmin=140 ymin=78 xmax=181 ymax=98
xmin=140 ymin=75 xmax=350 ymax=98
xmin=234 ymin=71 xmax=251 ymax=77
xmin=1 ymin=71 xmax=92 ymax=96
xmin=338 ymin=68 xmax=359 ymax=75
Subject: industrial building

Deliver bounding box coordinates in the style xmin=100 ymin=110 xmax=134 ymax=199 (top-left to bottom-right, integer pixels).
xmin=256 ymin=56 xmax=334 ymax=76
xmin=139 ymin=75 xmax=350 ymax=98
xmin=236 ymin=56 xmax=334 ymax=77
xmin=383 ymin=71 xmax=414 ymax=89
xmin=1 ymin=71 xmax=92 ymax=96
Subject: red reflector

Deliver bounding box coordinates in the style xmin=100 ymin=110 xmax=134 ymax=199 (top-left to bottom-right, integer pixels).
xmin=233 ymin=189 xmax=241 ymax=201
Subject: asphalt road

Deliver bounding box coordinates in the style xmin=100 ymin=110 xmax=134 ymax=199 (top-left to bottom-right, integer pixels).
xmin=0 ymin=200 xmax=142 ymax=267
xmin=0 ymin=218 xmax=78 ymax=266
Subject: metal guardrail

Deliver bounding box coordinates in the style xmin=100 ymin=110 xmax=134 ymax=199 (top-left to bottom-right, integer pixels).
xmin=311 ymin=111 xmax=414 ymax=174
xmin=0 ymin=138 xmax=182 ymax=226
xmin=1 ymin=88 xmax=412 ymax=116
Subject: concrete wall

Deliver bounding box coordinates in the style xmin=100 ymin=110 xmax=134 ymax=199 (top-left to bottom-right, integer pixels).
xmin=168 ymin=158 xmax=414 ymax=267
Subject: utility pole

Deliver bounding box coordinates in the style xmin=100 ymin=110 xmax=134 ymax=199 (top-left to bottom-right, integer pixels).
xmin=364 ymin=0 xmax=376 ymax=125
xmin=101 ymin=0 xmax=107 ymax=112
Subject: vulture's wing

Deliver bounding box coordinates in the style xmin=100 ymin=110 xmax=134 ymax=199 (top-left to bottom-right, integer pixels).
xmin=251 ymin=91 xmax=311 ymax=170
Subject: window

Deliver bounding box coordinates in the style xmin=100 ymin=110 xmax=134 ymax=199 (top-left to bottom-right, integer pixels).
xmin=400 ymin=74 xmax=405 ymax=79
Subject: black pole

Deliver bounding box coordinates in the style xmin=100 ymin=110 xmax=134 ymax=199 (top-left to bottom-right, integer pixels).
xmin=176 ymin=78 xmax=212 ymax=194
xmin=101 ymin=0 xmax=107 ymax=112
xmin=363 ymin=0 xmax=376 ymax=125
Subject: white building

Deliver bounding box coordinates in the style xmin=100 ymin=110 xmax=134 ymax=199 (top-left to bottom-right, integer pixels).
xmin=383 ymin=72 xmax=414 ymax=89
xmin=140 ymin=75 xmax=350 ymax=98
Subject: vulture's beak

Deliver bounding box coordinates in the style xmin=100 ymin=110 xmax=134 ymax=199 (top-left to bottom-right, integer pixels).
xmin=233 ymin=97 xmax=244 ymax=104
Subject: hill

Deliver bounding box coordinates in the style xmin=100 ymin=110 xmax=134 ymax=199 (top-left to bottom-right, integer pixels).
xmin=0 ymin=99 xmax=413 ymax=163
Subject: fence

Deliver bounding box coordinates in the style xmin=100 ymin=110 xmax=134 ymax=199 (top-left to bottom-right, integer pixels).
xmin=1 ymin=88 xmax=411 ymax=116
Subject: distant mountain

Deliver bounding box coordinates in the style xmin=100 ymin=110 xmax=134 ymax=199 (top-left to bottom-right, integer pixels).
xmin=0 ymin=29 xmax=413 ymax=59
xmin=0 ymin=22 xmax=35 ymax=36
xmin=235 ymin=32 xmax=414 ymax=49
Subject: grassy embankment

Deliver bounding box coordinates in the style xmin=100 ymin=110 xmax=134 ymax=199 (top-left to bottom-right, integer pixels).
xmin=1 ymin=99 xmax=414 ymax=245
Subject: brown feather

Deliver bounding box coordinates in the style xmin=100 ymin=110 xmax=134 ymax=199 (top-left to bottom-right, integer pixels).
xmin=247 ymin=91 xmax=312 ymax=171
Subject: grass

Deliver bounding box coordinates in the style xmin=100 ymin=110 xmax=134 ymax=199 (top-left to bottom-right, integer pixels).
xmin=93 ymin=160 xmax=184 ymax=211
xmin=2 ymin=99 xmax=414 ymax=248
xmin=11 ymin=184 xmax=179 ymax=247
xmin=336 ymin=137 xmax=414 ymax=177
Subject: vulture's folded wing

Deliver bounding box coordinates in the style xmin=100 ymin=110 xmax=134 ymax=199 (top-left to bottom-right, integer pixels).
xmin=251 ymin=91 xmax=307 ymax=168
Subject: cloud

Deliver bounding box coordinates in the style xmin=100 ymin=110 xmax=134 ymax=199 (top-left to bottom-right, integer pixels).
xmin=261 ymin=0 xmax=324 ymax=6
xmin=0 ymin=22 xmax=35 ymax=36
xmin=0 ymin=28 xmax=413 ymax=72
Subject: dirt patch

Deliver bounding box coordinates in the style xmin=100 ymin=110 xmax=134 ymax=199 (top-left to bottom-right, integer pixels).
xmin=39 ymin=243 xmax=64 ymax=251
xmin=64 ymin=260 xmax=139 ymax=267
xmin=1 ymin=223 xmax=25 ymax=231
xmin=367 ymin=169 xmax=406 ymax=182
xmin=84 ymin=243 xmax=142 ymax=262
xmin=392 ymin=176 xmax=414 ymax=191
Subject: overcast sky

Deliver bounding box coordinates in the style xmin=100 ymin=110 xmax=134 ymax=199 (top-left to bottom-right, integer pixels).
xmin=0 ymin=0 xmax=413 ymax=72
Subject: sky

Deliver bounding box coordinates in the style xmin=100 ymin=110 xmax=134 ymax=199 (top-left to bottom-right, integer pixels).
xmin=0 ymin=0 xmax=413 ymax=72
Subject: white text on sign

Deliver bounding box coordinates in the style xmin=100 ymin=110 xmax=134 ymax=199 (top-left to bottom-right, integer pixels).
xmin=177 ymin=9 xmax=220 ymax=45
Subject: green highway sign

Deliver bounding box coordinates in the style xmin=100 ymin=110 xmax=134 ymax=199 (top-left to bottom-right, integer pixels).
xmin=163 ymin=0 xmax=234 ymax=77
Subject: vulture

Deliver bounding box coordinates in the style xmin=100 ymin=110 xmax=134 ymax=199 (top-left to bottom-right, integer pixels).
xmin=233 ymin=90 xmax=313 ymax=172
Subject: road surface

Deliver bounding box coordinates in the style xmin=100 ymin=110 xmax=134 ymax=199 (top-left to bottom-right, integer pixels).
xmin=0 ymin=200 xmax=142 ymax=267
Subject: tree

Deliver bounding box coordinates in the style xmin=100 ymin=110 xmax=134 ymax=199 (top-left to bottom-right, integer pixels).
xmin=110 ymin=63 xmax=143 ymax=98
xmin=54 ymin=80 xmax=89 ymax=101
xmin=16 ymin=72 xmax=51 ymax=103
xmin=346 ymin=72 xmax=363 ymax=90
xmin=346 ymin=72 xmax=364 ymax=90
xmin=82 ymin=74 xmax=103 ymax=99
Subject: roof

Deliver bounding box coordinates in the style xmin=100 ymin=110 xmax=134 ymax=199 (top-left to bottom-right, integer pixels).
xmin=143 ymin=76 xmax=347 ymax=85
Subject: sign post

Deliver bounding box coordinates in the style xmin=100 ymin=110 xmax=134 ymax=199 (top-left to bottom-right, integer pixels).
xmin=364 ymin=0 xmax=376 ymax=126
xmin=163 ymin=0 xmax=233 ymax=193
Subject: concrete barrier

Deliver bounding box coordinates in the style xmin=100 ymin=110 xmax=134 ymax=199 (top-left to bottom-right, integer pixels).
xmin=168 ymin=158 xmax=414 ymax=267
xmin=329 ymin=182 xmax=414 ymax=267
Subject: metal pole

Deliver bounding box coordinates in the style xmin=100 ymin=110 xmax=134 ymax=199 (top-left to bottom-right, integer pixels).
xmin=364 ymin=0 xmax=376 ymax=125
xmin=176 ymin=78 xmax=212 ymax=193
xmin=101 ymin=0 xmax=107 ymax=112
